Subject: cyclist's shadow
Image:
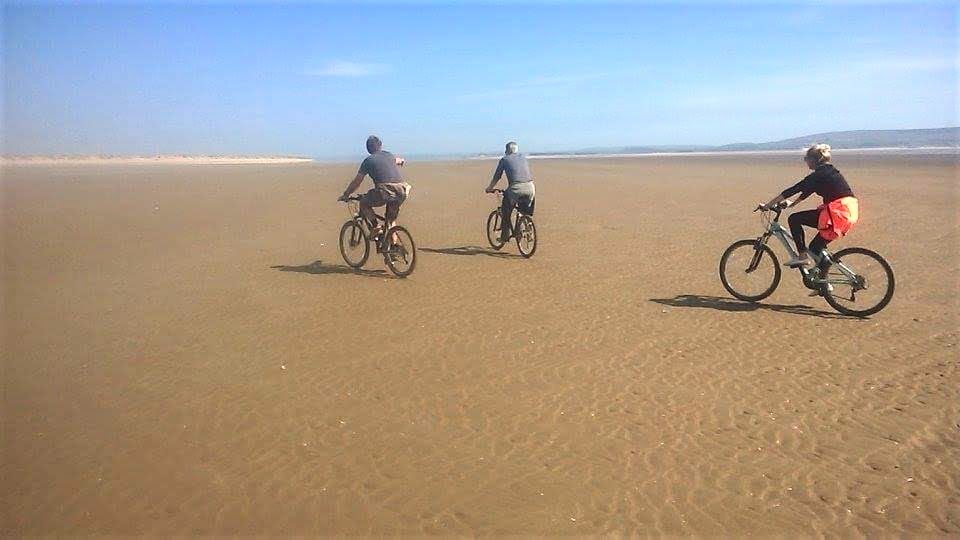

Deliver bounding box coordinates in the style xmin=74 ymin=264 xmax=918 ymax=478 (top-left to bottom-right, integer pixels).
xmin=421 ymin=245 xmax=521 ymax=259
xmin=650 ymin=294 xmax=849 ymax=319
xmin=271 ymin=260 xmax=388 ymax=278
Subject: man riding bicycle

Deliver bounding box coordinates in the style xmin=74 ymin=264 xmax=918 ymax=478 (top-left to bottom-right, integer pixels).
xmin=337 ymin=135 xmax=410 ymax=240
xmin=484 ymin=141 xmax=536 ymax=243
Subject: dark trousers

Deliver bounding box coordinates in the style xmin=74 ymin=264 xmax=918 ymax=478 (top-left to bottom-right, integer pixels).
xmin=788 ymin=209 xmax=830 ymax=255
xmin=500 ymin=183 xmax=535 ymax=238
xmin=500 ymin=196 xmax=514 ymax=237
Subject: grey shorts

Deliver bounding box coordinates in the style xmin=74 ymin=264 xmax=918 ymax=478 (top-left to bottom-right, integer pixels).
xmin=506 ymin=182 xmax=535 ymax=215
xmin=361 ymin=182 xmax=410 ymax=221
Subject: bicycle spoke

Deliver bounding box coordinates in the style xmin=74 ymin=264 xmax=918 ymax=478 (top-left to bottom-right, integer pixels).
xmin=720 ymin=241 xmax=779 ymax=301
xmin=339 ymin=221 xmax=369 ymax=268
xmin=822 ymin=248 xmax=894 ymax=316
xmin=383 ymin=226 xmax=416 ymax=277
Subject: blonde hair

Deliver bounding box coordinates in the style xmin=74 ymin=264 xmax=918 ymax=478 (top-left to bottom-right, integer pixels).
xmin=805 ymin=143 xmax=831 ymax=164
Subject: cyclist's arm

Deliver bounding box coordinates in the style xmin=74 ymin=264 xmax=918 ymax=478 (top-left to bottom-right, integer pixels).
xmin=341 ymin=172 xmax=365 ymax=199
xmin=762 ymin=193 xmax=787 ymax=209
xmin=763 ymin=175 xmax=813 ymax=209
xmin=791 ymin=191 xmax=813 ymax=205
xmin=486 ymin=159 xmax=505 ymax=192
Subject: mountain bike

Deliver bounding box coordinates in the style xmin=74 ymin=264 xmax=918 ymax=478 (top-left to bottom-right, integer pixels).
xmin=485 ymin=189 xmax=537 ymax=258
xmin=338 ymin=195 xmax=416 ymax=277
xmin=719 ymin=202 xmax=894 ymax=317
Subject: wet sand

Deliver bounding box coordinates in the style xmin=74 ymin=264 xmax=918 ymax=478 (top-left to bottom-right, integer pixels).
xmin=2 ymin=154 xmax=958 ymax=535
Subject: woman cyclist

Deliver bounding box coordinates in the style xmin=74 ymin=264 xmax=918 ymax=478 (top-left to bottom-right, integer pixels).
xmin=760 ymin=143 xmax=860 ymax=269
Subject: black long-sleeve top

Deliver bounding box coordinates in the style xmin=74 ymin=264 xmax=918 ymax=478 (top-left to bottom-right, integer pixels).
xmin=781 ymin=163 xmax=855 ymax=203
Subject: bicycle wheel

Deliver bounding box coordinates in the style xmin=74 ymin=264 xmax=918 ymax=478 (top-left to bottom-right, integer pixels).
xmin=486 ymin=210 xmax=506 ymax=250
xmin=821 ymin=247 xmax=895 ymax=317
xmin=383 ymin=225 xmax=417 ymax=277
xmin=339 ymin=220 xmax=369 ymax=268
xmin=719 ymin=239 xmax=781 ymax=302
xmin=515 ymin=215 xmax=537 ymax=258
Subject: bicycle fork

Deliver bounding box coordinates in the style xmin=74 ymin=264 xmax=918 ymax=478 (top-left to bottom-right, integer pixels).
xmin=348 ymin=219 xmax=365 ymax=248
xmin=746 ymin=233 xmax=772 ymax=273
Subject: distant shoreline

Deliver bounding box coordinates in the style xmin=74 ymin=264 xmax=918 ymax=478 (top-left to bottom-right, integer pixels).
xmin=1 ymin=156 xmax=314 ymax=166
xmin=4 ymin=146 xmax=957 ymax=167
xmin=467 ymin=146 xmax=960 ymax=161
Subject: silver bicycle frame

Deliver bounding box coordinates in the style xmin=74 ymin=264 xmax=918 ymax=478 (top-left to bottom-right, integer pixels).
xmin=765 ymin=219 xmax=860 ymax=284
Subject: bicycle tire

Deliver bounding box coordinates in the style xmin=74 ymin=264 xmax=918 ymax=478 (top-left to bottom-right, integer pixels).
xmin=719 ymin=239 xmax=781 ymax=302
xmin=339 ymin=220 xmax=370 ymax=268
xmin=383 ymin=225 xmax=417 ymax=278
xmin=486 ymin=210 xmax=506 ymax=250
xmin=516 ymin=215 xmax=537 ymax=258
xmin=822 ymin=247 xmax=895 ymax=317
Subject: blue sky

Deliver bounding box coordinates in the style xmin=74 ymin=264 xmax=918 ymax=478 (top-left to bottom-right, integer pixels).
xmin=2 ymin=2 xmax=957 ymax=159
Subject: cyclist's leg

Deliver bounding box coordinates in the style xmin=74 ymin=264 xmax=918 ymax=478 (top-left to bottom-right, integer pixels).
xmin=385 ymin=200 xmax=402 ymax=245
xmin=380 ymin=183 xmax=407 ymax=247
xmin=788 ymin=209 xmax=819 ymax=253
xmin=500 ymin=191 xmax=515 ymax=240
xmin=809 ymin=233 xmax=832 ymax=270
xmin=806 ymin=233 xmax=836 ymax=295
xmin=514 ymin=182 xmax=535 ymax=215
xmin=360 ymin=187 xmax=384 ymax=225
xmin=360 ymin=188 xmax=386 ymax=232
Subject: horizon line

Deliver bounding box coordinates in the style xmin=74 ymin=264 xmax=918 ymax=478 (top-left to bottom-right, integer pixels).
xmin=4 ymin=126 xmax=957 ymax=162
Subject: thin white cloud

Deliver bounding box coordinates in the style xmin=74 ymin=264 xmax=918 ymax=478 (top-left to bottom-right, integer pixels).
xmin=306 ymin=61 xmax=388 ymax=77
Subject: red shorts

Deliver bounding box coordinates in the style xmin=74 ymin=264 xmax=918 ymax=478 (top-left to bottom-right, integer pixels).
xmin=818 ymin=196 xmax=859 ymax=241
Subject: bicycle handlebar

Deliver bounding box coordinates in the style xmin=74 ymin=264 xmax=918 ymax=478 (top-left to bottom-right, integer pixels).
xmin=755 ymin=201 xmax=787 ymax=213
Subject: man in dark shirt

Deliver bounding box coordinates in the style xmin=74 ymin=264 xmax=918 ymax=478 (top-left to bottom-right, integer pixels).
xmin=761 ymin=144 xmax=858 ymax=269
xmin=338 ymin=135 xmax=410 ymax=237
xmin=485 ymin=141 xmax=536 ymax=242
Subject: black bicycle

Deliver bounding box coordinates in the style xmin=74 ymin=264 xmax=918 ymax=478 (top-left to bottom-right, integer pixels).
xmin=719 ymin=202 xmax=894 ymax=317
xmin=338 ymin=195 xmax=416 ymax=277
xmin=485 ymin=189 xmax=537 ymax=258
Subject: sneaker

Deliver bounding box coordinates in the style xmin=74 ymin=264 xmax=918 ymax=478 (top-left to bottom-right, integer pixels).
xmin=784 ymin=253 xmax=813 ymax=268
xmin=386 ymin=244 xmax=406 ymax=263
xmin=809 ymin=283 xmax=834 ymax=297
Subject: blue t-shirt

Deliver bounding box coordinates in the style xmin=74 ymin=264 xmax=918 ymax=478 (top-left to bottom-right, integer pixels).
xmin=493 ymin=153 xmax=533 ymax=184
xmin=358 ymin=151 xmax=403 ymax=184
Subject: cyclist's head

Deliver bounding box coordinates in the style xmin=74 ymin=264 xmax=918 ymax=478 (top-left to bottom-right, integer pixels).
xmin=505 ymin=141 xmax=518 ymax=155
xmin=366 ymin=135 xmax=382 ymax=154
xmin=804 ymin=143 xmax=831 ymax=167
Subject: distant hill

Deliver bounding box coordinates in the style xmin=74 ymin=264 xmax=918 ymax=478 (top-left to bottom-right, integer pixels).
xmin=533 ymin=128 xmax=960 ymax=157
xmin=719 ymin=127 xmax=960 ymax=151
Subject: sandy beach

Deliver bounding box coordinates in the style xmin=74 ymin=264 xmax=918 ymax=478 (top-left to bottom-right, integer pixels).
xmin=2 ymin=154 xmax=958 ymax=535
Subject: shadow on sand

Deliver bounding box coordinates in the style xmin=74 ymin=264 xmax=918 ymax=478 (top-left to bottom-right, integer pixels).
xmin=650 ymin=294 xmax=850 ymax=320
xmin=271 ymin=260 xmax=388 ymax=278
xmin=421 ymin=245 xmax=520 ymax=259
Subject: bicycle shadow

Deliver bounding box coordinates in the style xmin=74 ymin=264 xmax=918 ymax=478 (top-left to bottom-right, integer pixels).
xmin=649 ymin=294 xmax=849 ymax=320
xmin=421 ymin=245 xmax=521 ymax=259
xmin=271 ymin=260 xmax=388 ymax=278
